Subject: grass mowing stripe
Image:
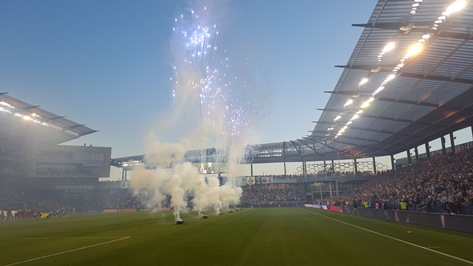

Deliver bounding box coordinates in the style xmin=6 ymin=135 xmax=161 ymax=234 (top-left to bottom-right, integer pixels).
xmin=3 ymin=236 xmax=131 ymax=266
xmin=303 ymin=208 xmax=473 ymax=265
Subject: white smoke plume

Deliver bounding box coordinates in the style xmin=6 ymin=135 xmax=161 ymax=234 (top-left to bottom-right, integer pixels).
xmin=129 ymin=0 xmax=264 ymax=220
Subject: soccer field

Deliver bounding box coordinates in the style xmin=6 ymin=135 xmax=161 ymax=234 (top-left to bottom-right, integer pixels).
xmin=0 ymin=208 xmax=472 ymax=266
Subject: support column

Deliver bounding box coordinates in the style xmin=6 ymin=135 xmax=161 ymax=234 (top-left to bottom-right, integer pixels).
xmin=329 ymin=181 xmax=333 ymax=198
xmin=250 ymin=163 xmax=253 ymax=177
xmin=372 ymin=156 xmax=377 ymax=174
xmin=302 ymin=160 xmax=307 ymax=177
xmin=450 ymin=132 xmax=456 ymax=155
xmin=391 ymin=155 xmax=395 ymax=171
xmin=335 ymin=180 xmax=339 ymax=196
xmin=414 ymin=147 xmax=419 ymax=164
xmin=121 ymin=168 xmax=128 ymax=188
xmin=407 ymin=150 xmax=412 ymax=165
xmin=310 ymin=185 xmax=314 ymax=203
xmin=441 ymin=136 xmax=446 ymax=155
xmin=319 ymin=184 xmax=323 ymax=200
xmin=283 ymin=141 xmax=287 ymax=177
xmin=425 ymin=142 xmax=431 ymax=159
xmin=354 ymin=158 xmax=358 ymax=175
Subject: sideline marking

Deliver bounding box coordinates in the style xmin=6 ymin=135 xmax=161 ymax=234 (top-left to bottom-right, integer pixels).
xmin=0 ymin=236 xmax=129 ymax=240
xmin=4 ymin=236 xmax=131 ymax=266
xmin=304 ymin=208 xmax=473 ymax=265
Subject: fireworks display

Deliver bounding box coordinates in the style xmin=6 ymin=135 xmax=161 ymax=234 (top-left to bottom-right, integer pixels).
xmin=171 ymin=4 xmax=253 ymax=141
xmin=130 ymin=1 xmax=258 ymax=220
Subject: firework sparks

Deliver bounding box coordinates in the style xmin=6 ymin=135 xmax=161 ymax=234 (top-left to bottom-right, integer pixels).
xmin=171 ymin=4 xmax=253 ymax=143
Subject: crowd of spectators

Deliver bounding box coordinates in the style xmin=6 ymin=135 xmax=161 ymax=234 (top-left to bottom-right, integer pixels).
xmin=326 ymin=149 xmax=473 ymax=215
xmin=84 ymin=189 xmax=142 ymax=211
xmin=2 ymin=148 xmax=472 ymax=218
xmin=240 ymin=185 xmax=307 ymax=207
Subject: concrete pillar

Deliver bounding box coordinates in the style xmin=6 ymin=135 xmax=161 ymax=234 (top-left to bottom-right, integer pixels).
xmin=450 ymin=132 xmax=456 ymax=155
xmin=391 ymin=155 xmax=395 ymax=171
xmin=414 ymin=147 xmax=419 ymax=163
xmin=354 ymin=158 xmax=358 ymax=175
xmin=441 ymin=136 xmax=446 ymax=155
xmin=121 ymin=169 xmax=128 ymax=188
xmin=372 ymin=156 xmax=377 ymax=174
xmin=425 ymin=142 xmax=431 ymax=159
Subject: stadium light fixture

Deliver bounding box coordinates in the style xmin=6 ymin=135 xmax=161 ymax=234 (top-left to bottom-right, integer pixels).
xmin=358 ymin=78 xmax=369 ymax=87
xmin=406 ymin=43 xmax=423 ymax=58
xmin=445 ymin=0 xmax=467 ymax=15
xmin=344 ymin=99 xmax=354 ymax=108
xmin=382 ymin=42 xmax=395 ymax=53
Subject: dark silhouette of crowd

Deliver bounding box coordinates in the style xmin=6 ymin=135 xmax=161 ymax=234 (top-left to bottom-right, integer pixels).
xmin=240 ymin=185 xmax=307 ymax=207
xmin=326 ymin=149 xmax=473 ymax=215
xmin=0 ymin=181 xmax=142 ymax=220
xmin=1 ymin=148 xmax=472 ymax=218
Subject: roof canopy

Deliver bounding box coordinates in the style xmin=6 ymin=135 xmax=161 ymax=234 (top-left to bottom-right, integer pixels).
xmin=0 ymin=93 xmax=97 ymax=145
xmin=267 ymin=0 xmax=473 ymax=163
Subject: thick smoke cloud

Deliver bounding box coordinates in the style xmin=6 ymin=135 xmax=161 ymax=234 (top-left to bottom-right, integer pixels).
xmin=129 ymin=0 xmax=257 ymax=220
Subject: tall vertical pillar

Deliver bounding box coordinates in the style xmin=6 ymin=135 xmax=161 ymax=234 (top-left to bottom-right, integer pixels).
xmin=283 ymin=141 xmax=287 ymax=177
xmin=414 ymin=147 xmax=419 ymax=164
xmin=302 ymin=160 xmax=307 ymax=177
xmin=319 ymin=184 xmax=323 ymax=200
xmin=329 ymin=181 xmax=333 ymax=198
xmin=354 ymin=158 xmax=358 ymax=175
xmin=335 ymin=180 xmax=339 ymax=196
xmin=372 ymin=156 xmax=377 ymax=174
xmin=450 ymin=132 xmax=456 ymax=155
xmin=407 ymin=150 xmax=412 ymax=165
xmin=425 ymin=142 xmax=431 ymax=159
xmin=391 ymin=155 xmax=395 ymax=171
xmin=441 ymin=136 xmax=446 ymax=155
xmin=121 ymin=168 xmax=128 ymax=188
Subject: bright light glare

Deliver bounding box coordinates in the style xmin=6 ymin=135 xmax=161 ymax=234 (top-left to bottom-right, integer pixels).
xmin=406 ymin=43 xmax=423 ymax=57
xmin=382 ymin=42 xmax=395 ymax=53
xmin=360 ymin=97 xmax=374 ymax=109
xmin=344 ymin=99 xmax=353 ymax=107
xmin=359 ymin=78 xmax=369 ymax=86
xmin=445 ymin=0 xmax=467 ymax=15
xmin=0 ymin=101 xmax=14 ymax=109
xmin=386 ymin=74 xmax=396 ymax=82
xmin=373 ymin=86 xmax=385 ymax=96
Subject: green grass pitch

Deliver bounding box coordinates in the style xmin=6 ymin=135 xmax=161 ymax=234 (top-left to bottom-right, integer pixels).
xmin=1 ymin=208 xmax=472 ymax=265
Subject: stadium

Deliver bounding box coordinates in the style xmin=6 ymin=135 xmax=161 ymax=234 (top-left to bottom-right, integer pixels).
xmin=1 ymin=0 xmax=473 ymax=265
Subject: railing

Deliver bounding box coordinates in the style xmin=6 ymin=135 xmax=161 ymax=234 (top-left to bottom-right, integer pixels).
xmin=416 ymin=203 xmax=427 ymax=213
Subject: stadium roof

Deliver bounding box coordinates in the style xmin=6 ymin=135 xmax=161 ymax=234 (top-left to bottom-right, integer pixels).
xmin=0 ymin=92 xmax=98 ymax=144
xmin=252 ymin=0 xmax=473 ymax=163
xmin=112 ymin=0 xmax=473 ymax=167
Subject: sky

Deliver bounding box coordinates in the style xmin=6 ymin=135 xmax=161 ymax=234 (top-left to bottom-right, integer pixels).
xmin=0 ymin=0 xmax=383 ymax=175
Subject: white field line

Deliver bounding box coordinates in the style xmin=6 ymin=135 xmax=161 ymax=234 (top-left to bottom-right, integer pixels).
xmin=304 ymin=209 xmax=473 ymax=265
xmin=0 ymin=236 xmax=128 ymax=240
xmin=4 ymin=236 xmax=131 ymax=266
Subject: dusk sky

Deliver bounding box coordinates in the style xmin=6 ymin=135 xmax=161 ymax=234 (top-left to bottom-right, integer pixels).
xmin=0 ymin=0 xmax=377 ymax=161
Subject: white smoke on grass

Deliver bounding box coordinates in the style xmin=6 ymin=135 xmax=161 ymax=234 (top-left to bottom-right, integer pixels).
xmin=129 ymin=0 xmax=263 ymax=220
